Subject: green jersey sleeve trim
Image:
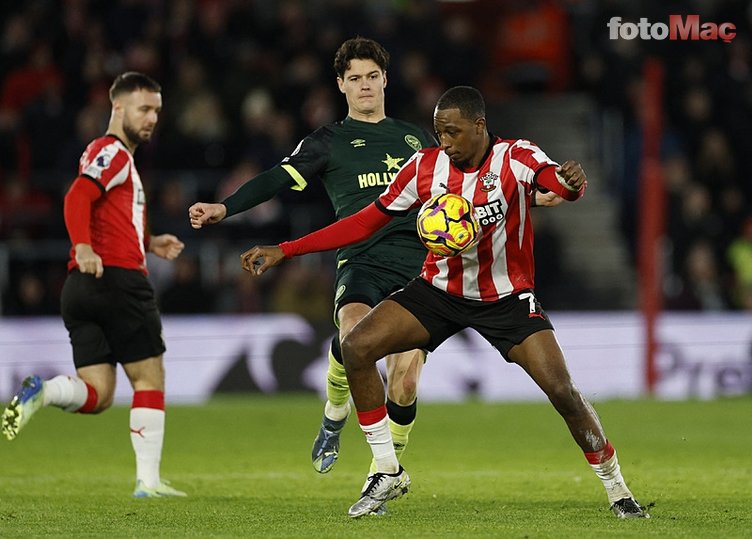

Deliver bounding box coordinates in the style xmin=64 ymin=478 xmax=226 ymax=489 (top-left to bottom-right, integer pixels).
xmin=281 ymin=164 xmax=307 ymax=191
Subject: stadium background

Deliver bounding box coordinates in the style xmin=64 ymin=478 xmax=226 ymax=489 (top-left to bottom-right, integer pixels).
xmin=0 ymin=0 xmax=751 ymax=402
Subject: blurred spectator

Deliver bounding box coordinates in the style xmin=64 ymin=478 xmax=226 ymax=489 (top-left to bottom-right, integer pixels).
xmin=666 ymin=240 xmax=731 ymax=311
xmin=0 ymin=41 xmax=64 ymax=179
xmin=0 ymin=176 xmax=54 ymax=240
xmin=727 ymin=216 xmax=752 ymax=310
xmin=2 ymin=270 xmax=57 ymax=316
xmin=489 ymin=0 xmax=571 ymax=94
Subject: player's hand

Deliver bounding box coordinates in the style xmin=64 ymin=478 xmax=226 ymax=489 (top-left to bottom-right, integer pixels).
xmin=189 ymin=202 xmax=227 ymax=229
xmin=556 ymin=160 xmax=587 ymax=191
xmin=240 ymin=245 xmax=285 ymax=276
xmin=149 ymin=234 xmax=185 ymax=260
xmin=74 ymin=243 xmax=104 ymax=278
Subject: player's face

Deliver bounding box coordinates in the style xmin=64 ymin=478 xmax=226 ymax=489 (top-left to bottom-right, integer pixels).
xmin=433 ymin=107 xmax=487 ymax=169
xmin=118 ymin=89 xmax=162 ymax=147
xmin=337 ymin=59 xmax=386 ymax=119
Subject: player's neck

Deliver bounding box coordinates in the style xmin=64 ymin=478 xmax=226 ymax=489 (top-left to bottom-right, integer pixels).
xmin=348 ymin=109 xmax=386 ymax=123
xmin=464 ymin=132 xmax=492 ymax=171
xmin=106 ymin=127 xmax=137 ymax=154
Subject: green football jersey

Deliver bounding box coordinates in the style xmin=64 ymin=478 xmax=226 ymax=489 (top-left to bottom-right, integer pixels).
xmin=280 ymin=116 xmax=436 ymax=264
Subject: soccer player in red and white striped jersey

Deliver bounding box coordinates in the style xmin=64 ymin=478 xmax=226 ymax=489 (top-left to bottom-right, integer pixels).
xmin=242 ymin=86 xmax=647 ymax=519
xmin=2 ymin=72 xmax=186 ymax=498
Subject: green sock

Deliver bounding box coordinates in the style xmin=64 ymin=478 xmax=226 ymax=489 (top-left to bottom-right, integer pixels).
xmin=325 ymin=347 xmax=350 ymax=408
xmin=390 ymin=418 xmax=414 ymax=461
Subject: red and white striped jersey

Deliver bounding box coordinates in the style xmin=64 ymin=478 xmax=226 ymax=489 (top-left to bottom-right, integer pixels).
xmin=69 ymin=135 xmax=148 ymax=272
xmin=377 ymin=136 xmax=557 ymax=301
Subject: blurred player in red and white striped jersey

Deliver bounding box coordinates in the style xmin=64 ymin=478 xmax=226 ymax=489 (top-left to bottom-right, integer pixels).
xmin=242 ymin=86 xmax=648 ymax=519
xmin=2 ymin=72 xmax=186 ymax=498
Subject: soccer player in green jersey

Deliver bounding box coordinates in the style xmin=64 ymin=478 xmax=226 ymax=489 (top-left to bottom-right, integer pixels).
xmin=189 ymin=38 xmax=580 ymax=491
xmin=190 ymin=38 xmax=434 ymax=481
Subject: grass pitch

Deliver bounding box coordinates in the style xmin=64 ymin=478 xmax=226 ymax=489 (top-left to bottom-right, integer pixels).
xmin=1 ymin=395 xmax=750 ymax=537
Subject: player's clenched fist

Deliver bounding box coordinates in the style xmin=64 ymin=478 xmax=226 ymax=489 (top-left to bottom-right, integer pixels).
xmin=188 ymin=202 xmax=227 ymax=229
xmin=557 ymin=160 xmax=587 ymax=191
xmin=240 ymin=245 xmax=285 ymax=276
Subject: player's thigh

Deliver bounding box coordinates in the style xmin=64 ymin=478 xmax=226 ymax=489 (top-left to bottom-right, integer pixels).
xmin=343 ymin=299 xmax=431 ymax=362
xmin=334 ymin=261 xmax=408 ymax=329
xmin=385 ymin=349 xmax=425 ymax=404
xmin=508 ymin=329 xmax=575 ymax=396
xmin=122 ymin=355 xmax=165 ymax=392
xmin=76 ymin=363 xmax=117 ymax=409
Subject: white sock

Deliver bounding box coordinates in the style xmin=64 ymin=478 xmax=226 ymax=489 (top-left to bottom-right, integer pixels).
xmin=42 ymin=375 xmax=88 ymax=412
xmin=130 ymin=406 xmax=165 ymax=488
xmin=325 ymin=400 xmax=350 ymax=422
xmin=360 ymin=415 xmax=399 ymax=474
xmin=590 ymin=451 xmax=634 ymax=504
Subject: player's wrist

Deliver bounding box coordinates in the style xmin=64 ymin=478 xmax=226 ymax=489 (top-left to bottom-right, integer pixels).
xmin=279 ymin=241 xmax=296 ymax=258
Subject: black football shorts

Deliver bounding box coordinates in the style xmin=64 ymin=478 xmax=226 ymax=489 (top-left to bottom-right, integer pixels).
xmin=388 ymin=277 xmax=554 ymax=361
xmin=333 ymin=252 xmax=422 ymax=319
xmin=60 ymin=267 xmax=166 ymax=368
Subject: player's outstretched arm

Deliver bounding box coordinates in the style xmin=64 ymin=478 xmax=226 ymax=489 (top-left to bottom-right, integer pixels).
xmin=240 ymin=202 xmax=393 ymax=277
xmin=189 ymin=202 xmax=227 ymax=229
xmin=149 ymin=234 xmax=185 ymax=260
xmin=190 ymin=167 xmax=299 ymax=229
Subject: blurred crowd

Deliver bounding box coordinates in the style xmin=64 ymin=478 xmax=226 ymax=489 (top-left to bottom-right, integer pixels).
xmin=1 ymin=0 xmax=751 ymax=317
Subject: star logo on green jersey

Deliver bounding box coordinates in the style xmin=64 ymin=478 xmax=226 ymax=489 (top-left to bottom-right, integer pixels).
xmin=382 ymin=153 xmax=404 ymax=171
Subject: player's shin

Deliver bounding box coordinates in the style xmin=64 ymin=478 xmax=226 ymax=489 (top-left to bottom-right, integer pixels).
xmin=130 ymin=390 xmax=165 ymax=489
xmin=42 ymin=375 xmax=99 ymax=413
xmin=368 ymin=399 xmax=417 ymax=473
xmin=325 ymin=337 xmax=351 ymax=420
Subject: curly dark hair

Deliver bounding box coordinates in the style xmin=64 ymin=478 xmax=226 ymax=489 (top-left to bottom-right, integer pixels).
xmin=333 ymin=36 xmax=389 ymax=79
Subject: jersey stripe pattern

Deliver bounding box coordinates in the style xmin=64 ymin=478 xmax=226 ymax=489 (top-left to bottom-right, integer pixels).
xmin=69 ymin=135 xmax=148 ymax=273
xmin=378 ymin=136 xmax=557 ymax=302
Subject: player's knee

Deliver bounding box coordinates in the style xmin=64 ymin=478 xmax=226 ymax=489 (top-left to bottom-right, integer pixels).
xmin=92 ymin=393 xmax=114 ymax=413
xmin=341 ymin=332 xmax=376 ymax=369
xmin=390 ymin=374 xmax=417 ymax=404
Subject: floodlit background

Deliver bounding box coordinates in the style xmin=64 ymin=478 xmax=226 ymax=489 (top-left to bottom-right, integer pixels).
xmin=0 ymin=0 xmax=750 ymax=402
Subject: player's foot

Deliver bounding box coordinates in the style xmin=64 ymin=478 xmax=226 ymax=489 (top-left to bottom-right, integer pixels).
xmin=348 ymin=466 xmax=410 ymax=518
xmin=369 ymin=503 xmax=388 ymax=516
xmin=2 ymin=375 xmax=45 ymax=441
xmin=610 ymin=497 xmax=649 ymax=519
xmin=311 ymin=414 xmax=348 ymax=473
xmin=133 ymin=479 xmax=187 ymax=498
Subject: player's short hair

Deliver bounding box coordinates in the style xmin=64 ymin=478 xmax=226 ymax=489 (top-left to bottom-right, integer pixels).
xmin=333 ymin=37 xmax=390 ymax=78
xmin=109 ymin=72 xmax=161 ymax=102
xmin=436 ymin=86 xmax=486 ymax=121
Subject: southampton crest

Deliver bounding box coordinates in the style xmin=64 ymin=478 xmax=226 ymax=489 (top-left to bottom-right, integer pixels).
xmin=479 ymin=171 xmax=499 ymax=192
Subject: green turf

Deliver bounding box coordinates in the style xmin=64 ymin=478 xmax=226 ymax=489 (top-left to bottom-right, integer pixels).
xmin=1 ymin=395 xmax=750 ymax=537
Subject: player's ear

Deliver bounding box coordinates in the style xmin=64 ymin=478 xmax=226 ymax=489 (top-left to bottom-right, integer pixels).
xmin=336 ymin=77 xmax=346 ymax=94
xmin=111 ymin=98 xmax=124 ymax=119
xmin=382 ymin=70 xmax=388 ymax=89
xmin=475 ymin=116 xmax=486 ymax=134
